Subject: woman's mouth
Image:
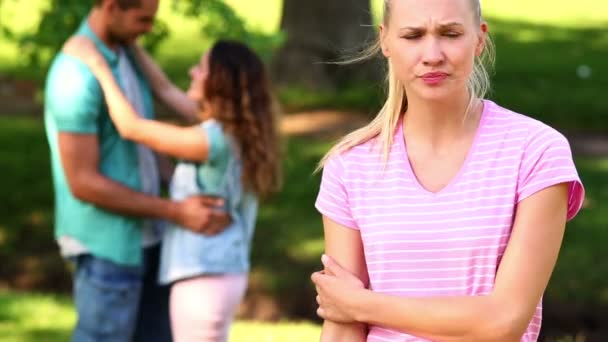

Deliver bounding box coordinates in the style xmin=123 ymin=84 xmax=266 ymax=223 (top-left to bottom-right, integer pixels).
xmin=420 ymin=72 xmax=449 ymax=85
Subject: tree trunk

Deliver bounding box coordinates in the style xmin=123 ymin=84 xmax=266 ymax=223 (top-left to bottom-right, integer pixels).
xmin=272 ymin=0 xmax=378 ymax=90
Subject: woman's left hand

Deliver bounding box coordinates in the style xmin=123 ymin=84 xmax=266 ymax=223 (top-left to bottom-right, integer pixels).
xmin=311 ymin=254 xmax=367 ymax=324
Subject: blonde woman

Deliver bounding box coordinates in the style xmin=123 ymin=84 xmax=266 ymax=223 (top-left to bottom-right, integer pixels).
xmin=312 ymin=0 xmax=585 ymax=341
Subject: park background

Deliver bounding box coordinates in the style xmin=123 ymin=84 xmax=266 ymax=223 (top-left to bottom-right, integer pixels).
xmin=0 ymin=0 xmax=606 ymax=340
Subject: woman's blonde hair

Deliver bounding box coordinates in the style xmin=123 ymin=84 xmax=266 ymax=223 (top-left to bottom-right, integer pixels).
xmin=317 ymin=0 xmax=495 ymax=170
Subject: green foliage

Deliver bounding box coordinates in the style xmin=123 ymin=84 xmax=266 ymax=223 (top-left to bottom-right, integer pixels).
xmin=0 ymin=0 xmax=165 ymax=67
xmin=0 ymin=0 xmax=251 ymax=71
xmin=1 ymin=0 xmax=86 ymax=67
xmin=169 ymin=0 xmax=285 ymax=63
xmin=171 ymin=0 xmax=248 ymax=40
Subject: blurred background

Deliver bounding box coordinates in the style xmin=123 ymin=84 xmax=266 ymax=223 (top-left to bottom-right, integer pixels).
xmin=0 ymin=0 xmax=606 ymax=341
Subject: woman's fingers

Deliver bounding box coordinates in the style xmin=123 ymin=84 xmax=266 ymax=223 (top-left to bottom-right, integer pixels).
xmin=310 ymin=270 xmax=324 ymax=284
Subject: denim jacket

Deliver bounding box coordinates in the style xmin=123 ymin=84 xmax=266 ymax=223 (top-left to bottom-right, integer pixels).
xmin=158 ymin=120 xmax=259 ymax=284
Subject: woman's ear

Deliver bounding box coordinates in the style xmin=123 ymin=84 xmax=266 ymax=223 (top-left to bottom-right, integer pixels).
xmin=105 ymin=0 xmax=118 ymax=13
xmin=476 ymin=22 xmax=489 ymax=56
xmin=379 ymin=24 xmax=390 ymax=57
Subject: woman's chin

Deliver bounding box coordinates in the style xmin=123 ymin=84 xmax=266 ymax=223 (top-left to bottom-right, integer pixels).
xmin=410 ymin=83 xmax=463 ymax=102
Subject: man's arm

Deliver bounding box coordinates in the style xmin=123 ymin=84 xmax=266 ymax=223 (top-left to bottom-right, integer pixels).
xmin=58 ymin=132 xmax=228 ymax=234
xmin=132 ymin=45 xmax=199 ymax=120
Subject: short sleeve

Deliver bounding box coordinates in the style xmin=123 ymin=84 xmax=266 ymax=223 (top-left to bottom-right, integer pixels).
xmin=200 ymin=120 xmax=230 ymax=165
xmin=517 ymin=127 xmax=585 ymax=221
xmin=315 ymin=154 xmax=358 ymax=229
xmin=45 ymin=55 xmax=102 ymax=134
xmin=196 ymin=120 xmax=230 ymax=196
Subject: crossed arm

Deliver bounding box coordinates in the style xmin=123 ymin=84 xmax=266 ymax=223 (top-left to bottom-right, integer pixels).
xmin=314 ymin=183 xmax=570 ymax=341
xmin=318 ymin=215 xmax=370 ymax=342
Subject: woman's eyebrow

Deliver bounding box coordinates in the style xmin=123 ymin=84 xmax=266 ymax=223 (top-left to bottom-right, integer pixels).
xmin=398 ymin=22 xmax=464 ymax=31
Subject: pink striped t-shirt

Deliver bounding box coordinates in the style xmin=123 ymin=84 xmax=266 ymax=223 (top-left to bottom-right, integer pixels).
xmin=315 ymin=100 xmax=585 ymax=342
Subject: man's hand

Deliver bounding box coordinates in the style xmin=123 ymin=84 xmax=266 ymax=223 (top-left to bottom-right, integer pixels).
xmin=173 ymin=195 xmax=231 ymax=235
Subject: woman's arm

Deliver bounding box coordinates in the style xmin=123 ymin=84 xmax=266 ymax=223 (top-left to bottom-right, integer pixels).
xmin=92 ymin=60 xmax=210 ymax=162
xmin=131 ymin=45 xmax=199 ymax=120
xmin=62 ymin=36 xmax=210 ymax=162
xmin=314 ymin=183 xmax=570 ymax=341
xmin=318 ymin=216 xmax=369 ymax=342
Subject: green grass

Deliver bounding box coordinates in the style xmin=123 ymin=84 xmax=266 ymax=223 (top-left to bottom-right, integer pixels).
xmin=0 ymin=291 xmax=73 ymax=341
xmin=0 ymin=290 xmax=321 ymax=341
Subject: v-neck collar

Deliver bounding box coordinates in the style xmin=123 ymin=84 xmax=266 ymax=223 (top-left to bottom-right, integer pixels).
xmin=397 ymin=99 xmax=490 ymax=196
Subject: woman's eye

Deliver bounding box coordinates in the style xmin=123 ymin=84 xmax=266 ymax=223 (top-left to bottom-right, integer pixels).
xmin=444 ymin=32 xmax=461 ymax=38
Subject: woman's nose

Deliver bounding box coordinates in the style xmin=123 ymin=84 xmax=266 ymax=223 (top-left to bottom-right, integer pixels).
xmin=422 ymin=38 xmax=444 ymax=66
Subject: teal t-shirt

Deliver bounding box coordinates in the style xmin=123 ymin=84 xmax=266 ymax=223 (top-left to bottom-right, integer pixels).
xmin=44 ymin=18 xmax=155 ymax=266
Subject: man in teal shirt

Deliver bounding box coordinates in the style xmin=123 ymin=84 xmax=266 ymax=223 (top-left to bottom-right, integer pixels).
xmin=45 ymin=0 xmax=228 ymax=340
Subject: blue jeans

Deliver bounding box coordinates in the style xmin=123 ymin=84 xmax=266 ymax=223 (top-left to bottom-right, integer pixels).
xmin=71 ymin=245 xmax=172 ymax=342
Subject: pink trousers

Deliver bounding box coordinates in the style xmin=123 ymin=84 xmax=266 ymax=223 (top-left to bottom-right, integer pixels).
xmin=170 ymin=274 xmax=248 ymax=342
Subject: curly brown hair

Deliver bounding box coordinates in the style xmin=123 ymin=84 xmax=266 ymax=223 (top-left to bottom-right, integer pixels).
xmin=203 ymin=40 xmax=282 ymax=198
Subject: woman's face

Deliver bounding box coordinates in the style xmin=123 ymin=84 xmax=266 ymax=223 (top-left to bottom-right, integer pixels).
xmin=187 ymin=52 xmax=210 ymax=103
xmin=379 ymin=0 xmax=487 ymax=102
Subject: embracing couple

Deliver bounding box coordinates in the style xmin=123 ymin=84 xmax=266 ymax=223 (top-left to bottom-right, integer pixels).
xmin=44 ymin=0 xmax=281 ymax=341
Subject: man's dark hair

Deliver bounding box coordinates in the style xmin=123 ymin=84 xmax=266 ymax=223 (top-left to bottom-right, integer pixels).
xmin=94 ymin=0 xmax=142 ymax=10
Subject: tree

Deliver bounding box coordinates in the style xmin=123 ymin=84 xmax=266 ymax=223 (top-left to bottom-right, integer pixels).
xmin=272 ymin=0 xmax=378 ymax=90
